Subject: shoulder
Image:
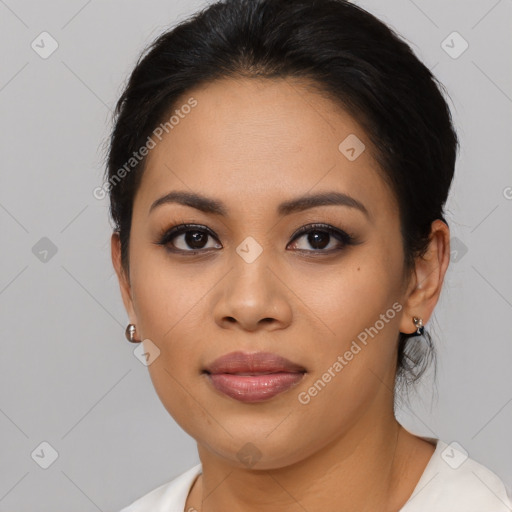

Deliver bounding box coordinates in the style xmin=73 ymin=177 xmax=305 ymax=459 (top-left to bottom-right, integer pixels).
xmin=119 ymin=463 xmax=202 ymax=512
xmin=401 ymin=439 xmax=512 ymax=512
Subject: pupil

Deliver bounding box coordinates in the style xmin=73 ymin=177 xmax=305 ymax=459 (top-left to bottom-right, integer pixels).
xmin=309 ymin=231 xmax=329 ymax=249
xmin=186 ymin=231 xmax=207 ymax=249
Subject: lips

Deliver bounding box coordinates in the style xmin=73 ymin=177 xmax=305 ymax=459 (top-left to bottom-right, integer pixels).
xmin=203 ymin=351 xmax=306 ymax=403
xmin=203 ymin=351 xmax=306 ymax=375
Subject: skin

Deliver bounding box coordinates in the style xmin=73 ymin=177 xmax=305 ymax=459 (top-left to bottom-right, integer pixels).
xmin=111 ymin=76 xmax=450 ymax=512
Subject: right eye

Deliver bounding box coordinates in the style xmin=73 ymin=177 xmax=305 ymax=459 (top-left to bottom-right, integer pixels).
xmin=156 ymin=224 xmax=222 ymax=253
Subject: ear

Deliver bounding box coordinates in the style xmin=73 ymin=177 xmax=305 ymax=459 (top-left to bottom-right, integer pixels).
xmin=111 ymin=232 xmax=137 ymax=324
xmin=399 ymin=219 xmax=451 ymax=335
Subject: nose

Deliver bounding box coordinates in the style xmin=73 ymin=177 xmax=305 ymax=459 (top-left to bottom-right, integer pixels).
xmin=212 ymin=252 xmax=293 ymax=333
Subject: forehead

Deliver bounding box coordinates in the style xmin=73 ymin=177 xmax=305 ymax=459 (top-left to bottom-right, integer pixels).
xmin=134 ymin=77 xmax=397 ymax=220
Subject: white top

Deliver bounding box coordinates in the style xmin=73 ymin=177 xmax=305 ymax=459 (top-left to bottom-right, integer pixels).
xmin=119 ymin=438 xmax=512 ymax=512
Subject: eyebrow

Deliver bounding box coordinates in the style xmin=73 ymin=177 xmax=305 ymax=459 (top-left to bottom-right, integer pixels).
xmin=149 ymin=190 xmax=370 ymax=219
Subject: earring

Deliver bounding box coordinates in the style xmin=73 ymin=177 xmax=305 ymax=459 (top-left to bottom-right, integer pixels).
xmin=412 ymin=316 xmax=424 ymax=336
xmin=125 ymin=323 xmax=142 ymax=343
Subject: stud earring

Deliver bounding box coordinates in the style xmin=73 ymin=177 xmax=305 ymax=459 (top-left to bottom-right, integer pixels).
xmin=412 ymin=316 xmax=424 ymax=336
xmin=125 ymin=323 xmax=142 ymax=343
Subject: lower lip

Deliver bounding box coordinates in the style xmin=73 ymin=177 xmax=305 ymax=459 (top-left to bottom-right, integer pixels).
xmin=206 ymin=372 xmax=305 ymax=403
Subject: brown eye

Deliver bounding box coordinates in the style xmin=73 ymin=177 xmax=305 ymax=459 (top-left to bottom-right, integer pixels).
xmin=155 ymin=222 xmax=356 ymax=255
xmin=181 ymin=230 xmax=210 ymax=249
xmin=157 ymin=224 xmax=222 ymax=253
xmin=287 ymin=223 xmax=354 ymax=252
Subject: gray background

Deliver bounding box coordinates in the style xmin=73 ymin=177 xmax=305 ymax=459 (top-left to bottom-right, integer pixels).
xmin=1 ymin=0 xmax=511 ymax=510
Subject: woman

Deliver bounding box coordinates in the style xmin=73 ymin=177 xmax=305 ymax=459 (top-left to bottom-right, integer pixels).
xmin=106 ymin=0 xmax=512 ymax=510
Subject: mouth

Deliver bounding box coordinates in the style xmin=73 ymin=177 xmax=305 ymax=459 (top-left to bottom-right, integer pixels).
xmin=203 ymin=350 xmax=306 ymax=374
xmin=204 ymin=372 xmax=306 ymax=403
xmin=202 ymin=351 xmax=306 ymax=403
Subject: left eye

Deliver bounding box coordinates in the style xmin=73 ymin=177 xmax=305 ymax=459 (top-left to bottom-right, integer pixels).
xmin=287 ymin=224 xmax=353 ymax=252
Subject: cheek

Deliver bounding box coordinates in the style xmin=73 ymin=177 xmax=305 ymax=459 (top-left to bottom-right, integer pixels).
xmin=295 ymin=242 xmax=404 ymax=395
xmin=300 ymin=248 xmax=403 ymax=347
xmin=128 ymin=255 xmax=210 ymax=413
xmin=129 ymin=242 xmax=204 ymax=339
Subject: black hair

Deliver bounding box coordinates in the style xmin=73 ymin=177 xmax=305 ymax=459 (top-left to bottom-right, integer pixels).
xmin=104 ymin=0 xmax=458 ymax=397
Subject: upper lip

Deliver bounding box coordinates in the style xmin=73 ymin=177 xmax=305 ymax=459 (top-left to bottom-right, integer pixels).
xmin=203 ymin=351 xmax=306 ymax=374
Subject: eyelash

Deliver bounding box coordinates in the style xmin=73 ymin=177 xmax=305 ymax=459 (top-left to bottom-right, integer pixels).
xmin=154 ymin=220 xmax=358 ymax=256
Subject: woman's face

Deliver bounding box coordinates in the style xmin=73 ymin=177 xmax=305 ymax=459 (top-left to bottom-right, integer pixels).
xmin=113 ymin=77 xmax=420 ymax=469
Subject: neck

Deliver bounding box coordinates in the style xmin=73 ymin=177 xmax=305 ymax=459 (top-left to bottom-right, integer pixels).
xmin=188 ymin=407 xmax=417 ymax=512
